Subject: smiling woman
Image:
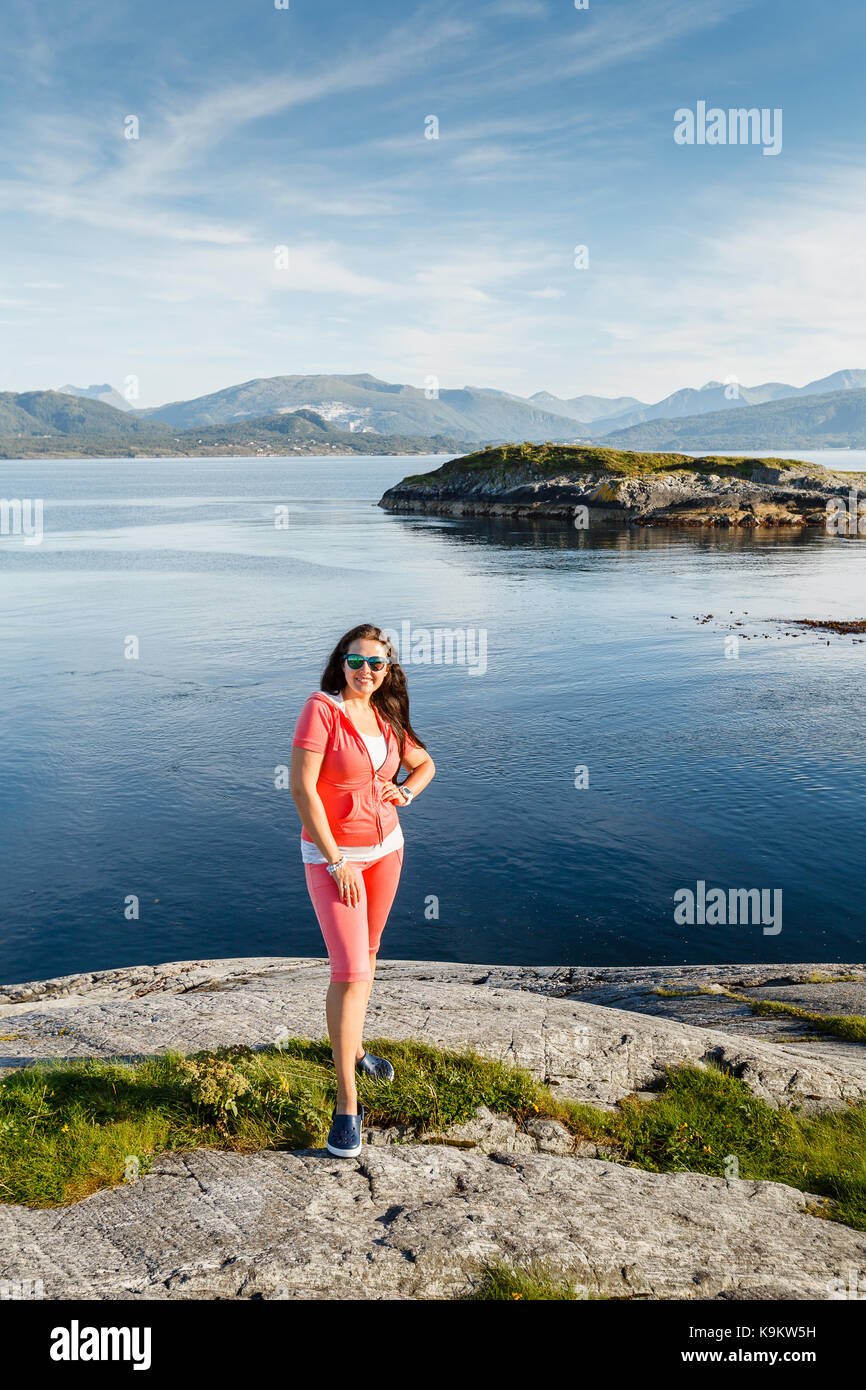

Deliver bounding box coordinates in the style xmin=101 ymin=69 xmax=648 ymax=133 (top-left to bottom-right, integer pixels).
xmin=289 ymin=622 xmax=435 ymax=1157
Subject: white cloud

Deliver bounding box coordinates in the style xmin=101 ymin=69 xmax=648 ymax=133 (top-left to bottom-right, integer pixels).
xmin=485 ymin=0 xmax=550 ymax=17
xmin=554 ymin=0 xmax=757 ymax=78
xmin=0 ymin=12 xmax=477 ymax=256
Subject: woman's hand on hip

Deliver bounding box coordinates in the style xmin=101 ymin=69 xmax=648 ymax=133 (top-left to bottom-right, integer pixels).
xmin=333 ymin=861 xmax=361 ymax=907
xmin=380 ymin=781 xmax=407 ymax=804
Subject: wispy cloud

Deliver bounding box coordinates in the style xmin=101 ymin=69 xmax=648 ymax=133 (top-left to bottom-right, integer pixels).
xmin=1 ymin=0 xmax=863 ymax=403
xmin=547 ymin=0 xmax=758 ymax=79
xmin=484 ymin=0 xmax=550 ymax=17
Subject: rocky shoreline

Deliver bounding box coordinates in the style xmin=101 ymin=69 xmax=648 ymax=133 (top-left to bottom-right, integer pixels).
xmin=1 ymin=956 xmax=864 ymax=1300
xmin=378 ymin=444 xmax=862 ymax=528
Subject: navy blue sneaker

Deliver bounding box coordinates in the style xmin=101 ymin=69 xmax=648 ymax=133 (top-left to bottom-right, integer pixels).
xmin=356 ymin=1050 xmax=395 ymax=1083
xmin=326 ymin=1101 xmax=364 ymax=1158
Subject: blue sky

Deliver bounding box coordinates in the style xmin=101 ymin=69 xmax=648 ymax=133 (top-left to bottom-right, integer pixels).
xmin=2 ymin=0 xmax=865 ymax=407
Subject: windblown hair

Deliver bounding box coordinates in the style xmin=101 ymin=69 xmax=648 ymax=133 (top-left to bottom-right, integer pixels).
xmin=321 ymin=623 xmax=427 ymax=760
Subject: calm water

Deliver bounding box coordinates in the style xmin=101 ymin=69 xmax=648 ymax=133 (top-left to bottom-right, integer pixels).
xmin=1 ymin=454 xmax=864 ymax=985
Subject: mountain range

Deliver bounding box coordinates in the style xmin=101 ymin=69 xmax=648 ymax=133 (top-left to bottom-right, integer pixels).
xmin=0 ymin=392 xmax=465 ymax=458
xmin=130 ymin=373 xmax=584 ymax=443
xmin=584 ymin=369 xmax=866 ymax=435
xmin=13 ymin=367 xmax=866 ymax=454
xmin=92 ymin=368 xmax=866 ymax=440
xmin=602 ymin=386 xmax=866 ymax=451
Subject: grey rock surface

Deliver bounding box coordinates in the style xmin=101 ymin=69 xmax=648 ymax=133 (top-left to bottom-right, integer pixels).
xmin=2 ymin=956 xmax=865 ymax=1303
xmin=0 ymin=1142 xmax=859 ymax=1301
xmin=1 ymin=958 xmax=865 ymax=1114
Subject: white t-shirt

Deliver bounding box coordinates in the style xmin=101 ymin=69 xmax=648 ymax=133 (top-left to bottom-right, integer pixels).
xmin=300 ymin=692 xmax=405 ymax=865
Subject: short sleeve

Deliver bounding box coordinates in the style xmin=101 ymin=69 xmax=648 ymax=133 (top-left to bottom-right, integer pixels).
xmin=401 ymin=728 xmax=421 ymax=756
xmin=292 ymin=694 xmax=334 ymax=753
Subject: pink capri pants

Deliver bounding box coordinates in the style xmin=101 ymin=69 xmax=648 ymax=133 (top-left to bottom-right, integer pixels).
xmin=304 ymin=846 xmax=403 ymax=982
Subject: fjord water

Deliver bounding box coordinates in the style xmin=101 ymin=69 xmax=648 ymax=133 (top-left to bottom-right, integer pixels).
xmin=1 ymin=454 xmax=864 ymax=985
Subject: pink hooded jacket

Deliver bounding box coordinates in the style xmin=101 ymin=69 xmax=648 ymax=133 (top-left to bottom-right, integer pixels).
xmin=292 ymin=691 xmax=420 ymax=847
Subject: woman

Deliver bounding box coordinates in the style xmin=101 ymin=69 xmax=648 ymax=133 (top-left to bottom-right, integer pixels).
xmin=290 ymin=623 xmax=435 ymax=1158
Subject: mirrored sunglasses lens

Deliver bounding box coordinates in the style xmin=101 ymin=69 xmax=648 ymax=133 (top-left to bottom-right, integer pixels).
xmin=344 ymin=655 xmax=387 ymax=670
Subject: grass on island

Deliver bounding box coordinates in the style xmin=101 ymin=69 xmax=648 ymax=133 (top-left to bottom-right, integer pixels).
xmin=0 ymin=1040 xmax=864 ymax=1234
xmin=398 ymin=442 xmax=830 ymax=488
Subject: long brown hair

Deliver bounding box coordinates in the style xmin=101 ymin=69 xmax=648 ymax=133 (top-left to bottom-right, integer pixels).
xmin=321 ymin=623 xmax=426 ymax=760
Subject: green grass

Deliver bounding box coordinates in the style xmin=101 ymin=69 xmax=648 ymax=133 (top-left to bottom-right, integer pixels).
xmin=582 ymin=1065 xmax=866 ymax=1232
xmin=460 ymin=1257 xmax=612 ymax=1300
xmin=720 ymin=991 xmax=866 ymax=1046
xmin=651 ymin=982 xmax=866 ymax=1047
xmin=398 ymin=442 xmax=826 ymax=488
xmin=652 ymin=987 xmax=711 ymax=998
xmin=0 ymin=1039 xmax=541 ymax=1208
xmin=803 ymin=972 xmax=864 ymax=984
xmin=1 ymin=1041 xmax=864 ymax=1234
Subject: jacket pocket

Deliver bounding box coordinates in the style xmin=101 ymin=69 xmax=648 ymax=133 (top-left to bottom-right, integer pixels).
xmin=338 ymin=789 xmax=366 ymax=824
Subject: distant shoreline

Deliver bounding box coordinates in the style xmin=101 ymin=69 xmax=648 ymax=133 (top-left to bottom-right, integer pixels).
xmin=0 ymin=446 xmax=462 ymax=462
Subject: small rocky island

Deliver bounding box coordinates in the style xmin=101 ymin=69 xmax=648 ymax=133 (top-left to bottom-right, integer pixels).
xmin=378 ymin=444 xmax=862 ymax=528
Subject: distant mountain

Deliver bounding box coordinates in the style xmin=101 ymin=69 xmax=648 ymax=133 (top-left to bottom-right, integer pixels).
xmin=137 ymin=373 xmax=587 ymax=443
xmin=0 ymin=392 xmax=467 ymax=458
xmin=163 ymin=409 xmax=466 ymax=457
xmin=135 ymin=369 xmax=866 ymax=440
xmin=591 ymin=370 xmax=866 ymax=435
xmin=12 ymin=369 xmax=866 ymax=454
xmin=599 ymin=386 xmax=866 ymax=451
xmin=529 ymin=391 xmax=644 ymax=423
xmin=0 ymin=391 xmax=168 ymax=441
xmin=57 ymin=382 xmax=135 ymax=412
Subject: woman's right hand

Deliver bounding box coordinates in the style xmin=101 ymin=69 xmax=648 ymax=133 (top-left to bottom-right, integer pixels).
xmin=332 ymin=860 xmax=361 ymax=907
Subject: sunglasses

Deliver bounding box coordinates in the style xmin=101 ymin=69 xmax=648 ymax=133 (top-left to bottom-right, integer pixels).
xmin=342 ymin=653 xmax=391 ymax=671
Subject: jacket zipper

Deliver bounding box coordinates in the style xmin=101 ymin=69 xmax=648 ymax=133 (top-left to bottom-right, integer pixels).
xmin=336 ymin=701 xmax=390 ymax=842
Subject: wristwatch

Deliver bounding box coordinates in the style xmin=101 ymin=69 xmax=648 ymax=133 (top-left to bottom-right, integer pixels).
xmin=400 ymin=785 xmax=415 ymax=805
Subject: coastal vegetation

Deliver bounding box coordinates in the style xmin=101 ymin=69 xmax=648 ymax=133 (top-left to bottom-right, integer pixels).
xmin=653 ymin=984 xmax=866 ymax=1045
xmin=1 ymin=1039 xmax=864 ymax=1232
xmin=722 ymin=991 xmax=866 ymax=1045
xmin=460 ymin=1257 xmax=612 ymax=1300
xmin=399 ymin=442 xmax=830 ymax=487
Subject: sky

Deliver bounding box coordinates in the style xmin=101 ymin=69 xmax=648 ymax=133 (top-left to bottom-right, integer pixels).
xmin=1 ymin=0 xmax=865 ymax=408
